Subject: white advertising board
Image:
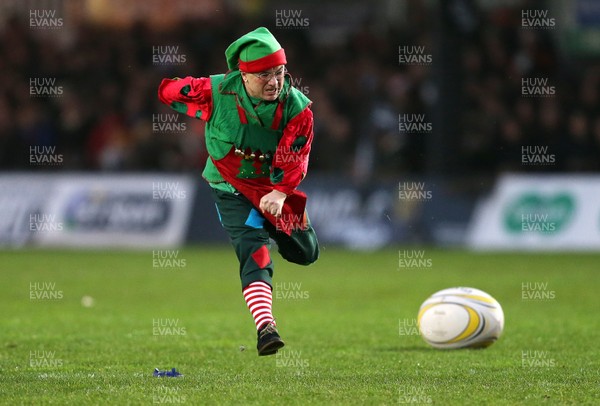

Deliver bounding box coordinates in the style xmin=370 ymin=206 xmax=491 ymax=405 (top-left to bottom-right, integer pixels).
xmin=0 ymin=174 xmax=195 ymax=248
xmin=468 ymin=175 xmax=600 ymax=251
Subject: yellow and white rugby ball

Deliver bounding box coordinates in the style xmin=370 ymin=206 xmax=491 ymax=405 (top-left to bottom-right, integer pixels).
xmin=418 ymin=287 xmax=504 ymax=349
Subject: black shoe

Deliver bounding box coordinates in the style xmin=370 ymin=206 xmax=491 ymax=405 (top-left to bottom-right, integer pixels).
xmin=257 ymin=321 xmax=285 ymax=356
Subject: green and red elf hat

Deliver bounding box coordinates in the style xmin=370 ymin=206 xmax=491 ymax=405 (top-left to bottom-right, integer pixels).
xmin=225 ymin=27 xmax=287 ymax=72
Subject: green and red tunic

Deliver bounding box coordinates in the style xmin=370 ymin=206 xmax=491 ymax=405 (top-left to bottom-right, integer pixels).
xmin=158 ymin=70 xmax=313 ymax=235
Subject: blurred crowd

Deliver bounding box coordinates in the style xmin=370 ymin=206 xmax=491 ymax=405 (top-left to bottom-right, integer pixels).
xmin=0 ymin=1 xmax=599 ymax=180
xmin=459 ymin=7 xmax=600 ymax=174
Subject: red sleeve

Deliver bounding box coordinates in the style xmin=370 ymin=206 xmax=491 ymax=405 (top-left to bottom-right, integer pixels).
xmin=271 ymin=106 xmax=314 ymax=195
xmin=157 ymin=76 xmax=213 ymax=121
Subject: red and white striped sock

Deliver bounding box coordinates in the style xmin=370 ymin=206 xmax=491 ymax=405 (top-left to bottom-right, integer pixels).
xmin=243 ymin=281 xmax=275 ymax=331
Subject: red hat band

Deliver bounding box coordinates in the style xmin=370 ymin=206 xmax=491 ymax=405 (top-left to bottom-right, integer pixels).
xmin=239 ymin=48 xmax=287 ymax=73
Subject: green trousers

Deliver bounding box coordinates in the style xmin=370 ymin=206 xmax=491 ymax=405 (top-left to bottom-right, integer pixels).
xmin=211 ymin=188 xmax=319 ymax=288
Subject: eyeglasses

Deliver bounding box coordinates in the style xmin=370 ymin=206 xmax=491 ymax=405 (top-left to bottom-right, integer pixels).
xmin=251 ymin=67 xmax=287 ymax=82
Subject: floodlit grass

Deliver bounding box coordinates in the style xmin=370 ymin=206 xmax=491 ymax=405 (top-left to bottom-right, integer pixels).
xmin=0 ymin=247 xmax=598 ymax=404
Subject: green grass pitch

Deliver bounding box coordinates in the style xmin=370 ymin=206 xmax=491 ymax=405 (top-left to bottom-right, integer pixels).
xmin=0 ymin=247 xmax=598 ymax=405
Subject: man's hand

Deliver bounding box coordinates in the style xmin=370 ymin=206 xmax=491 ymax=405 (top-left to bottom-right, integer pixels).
xmin=259 ymin=190 xmax=287 ymax=217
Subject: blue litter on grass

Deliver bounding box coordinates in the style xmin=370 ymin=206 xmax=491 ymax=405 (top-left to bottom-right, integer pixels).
xmin=153 ymin=368 xmax=182 ymax=377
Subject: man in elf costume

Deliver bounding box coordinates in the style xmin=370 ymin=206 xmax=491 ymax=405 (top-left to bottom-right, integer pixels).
xmin=158 ymin=27 xmax=319 ymax=356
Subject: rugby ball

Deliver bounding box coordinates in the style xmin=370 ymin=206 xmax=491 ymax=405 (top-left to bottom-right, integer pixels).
xmin=417 ymin=287 xmax=504 ymax=349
